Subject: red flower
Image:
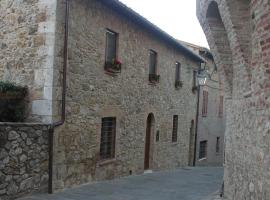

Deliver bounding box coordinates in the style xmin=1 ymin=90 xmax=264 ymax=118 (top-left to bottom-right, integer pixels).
xmin=113 ymin=59 xmax=121 ymax=65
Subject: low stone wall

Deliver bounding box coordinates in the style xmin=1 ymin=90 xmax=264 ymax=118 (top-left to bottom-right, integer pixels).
xmin=0 ymin=124 xmax=50 ymax=200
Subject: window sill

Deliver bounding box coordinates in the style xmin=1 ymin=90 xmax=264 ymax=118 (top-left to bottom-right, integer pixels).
xmin=198 ymin=157 xmax=207 ymax=162
xmin=97 ymin=158 xmax=117 ymax=166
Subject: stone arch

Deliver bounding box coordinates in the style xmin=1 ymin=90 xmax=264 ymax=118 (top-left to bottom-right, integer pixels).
xmin=205 ymin=1 xmax=234 ymax=97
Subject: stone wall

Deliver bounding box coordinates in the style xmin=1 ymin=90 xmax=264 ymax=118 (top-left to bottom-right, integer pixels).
xmin=0 ymin=0 xmax=58 ymax=123
xmin=197 ymin=0 xmax=270 ymax=199
xmin=52 ymin=0 xmax=199 ymax=191
xmin=0 ymin=124 xmax=50 ymax=200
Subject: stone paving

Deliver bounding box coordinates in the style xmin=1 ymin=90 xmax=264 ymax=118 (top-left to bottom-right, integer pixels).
xmin=20 ymin=167 xmax=223 ymax=200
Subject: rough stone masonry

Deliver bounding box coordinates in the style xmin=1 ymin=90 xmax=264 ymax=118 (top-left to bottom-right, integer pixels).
xmin=0 ymin=124 xmax=50 ymax=200
xmin=0 ymin=0 xmax=204 ymax=198
xmin=197 ymin=0 xmax=270 ymax=199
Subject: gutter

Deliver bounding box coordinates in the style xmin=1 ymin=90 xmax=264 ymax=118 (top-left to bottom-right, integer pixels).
xmin=48 ymin=0 xmax=70 ymax=194
xmin=100 ymin=0 xmax=205 ymax=63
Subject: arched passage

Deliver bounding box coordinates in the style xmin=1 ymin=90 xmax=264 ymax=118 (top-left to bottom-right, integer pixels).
xmin=206 ymin=1 xmax=233 ymax=97
xmin=144 ymin=113 xmax=155 ymax=170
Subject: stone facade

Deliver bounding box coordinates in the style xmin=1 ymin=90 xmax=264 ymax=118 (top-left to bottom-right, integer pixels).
xmin=197 ymin=0 xmax=270 ymax=199
xmin=52 ymin=0 xmax=201 ymax=191
xmin=0 ymin=0 xmax=204 ymax=197
xmin=0 ymin=124 xmax=50 ymax=200
xmin=0 ymin=0 xmax=59 ymax=123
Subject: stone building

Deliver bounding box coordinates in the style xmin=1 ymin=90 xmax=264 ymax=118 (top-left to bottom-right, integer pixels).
xmin=0 ymin=0 xmax=204 ymax=198
xmin=181 ymin=41 xmax=225 ymax=167
xmin=197 ymin=0 xmax=270 ymax=199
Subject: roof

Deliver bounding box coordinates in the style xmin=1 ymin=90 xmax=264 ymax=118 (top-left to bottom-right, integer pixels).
xmin=178 ymin=40 xmax=214 ymax=61
xmin=99 ymin=0 xmax=205 ymax=63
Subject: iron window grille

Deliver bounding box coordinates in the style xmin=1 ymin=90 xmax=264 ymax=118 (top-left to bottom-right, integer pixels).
xmin=100 ymin=117 xmax=116 ymax=160
xmin=199 ymin=140 xmax=207 ymax=159
xmin=172 ymin=115 xmax=178 ymax=142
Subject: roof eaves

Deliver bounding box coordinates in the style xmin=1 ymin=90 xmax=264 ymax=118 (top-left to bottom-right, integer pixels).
xmin=99 ymin=0 xmax=205 ymax=63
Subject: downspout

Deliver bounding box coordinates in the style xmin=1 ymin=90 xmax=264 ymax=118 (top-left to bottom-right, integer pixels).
xmin=193 ymin=64 xmax=202 ymax=167
xmin=48 ymin=0 xmax=70 ymax=194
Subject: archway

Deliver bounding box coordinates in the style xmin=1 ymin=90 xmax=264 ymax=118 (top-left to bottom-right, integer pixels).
xmin=144 ymin=113 xmax=155 ymax=170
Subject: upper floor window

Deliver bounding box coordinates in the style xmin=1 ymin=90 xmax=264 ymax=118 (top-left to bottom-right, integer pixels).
xmin=199 ymin=140 xmax=207 ymax=159
xmin=175 ymin=62 xmax=182 ymax=88
xmin=192 ymin=70 xmax=197 ymax=92
xmin=216 ymin=137 xmax=220 ymax=153
xmin=218 ymin=96 xmax=224 ymax=117
xmin=100 ymin=117 xmax=116 ymax=160
xmin=172 ymin=115 xmax=178 ymax=142
xmin=149 ymin=50 xmax=159 ymax=83
xmin=105 ymin=30 xmax=121 ymax=73
xmin=202 ymin=91 xmax=208 ymax=117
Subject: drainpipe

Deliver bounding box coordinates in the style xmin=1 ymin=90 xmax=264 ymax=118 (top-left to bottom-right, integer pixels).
xmin=193 ymin=67 xmax=201 ymax=167
xmin=48 ymin=0 xmax=70 ymax=194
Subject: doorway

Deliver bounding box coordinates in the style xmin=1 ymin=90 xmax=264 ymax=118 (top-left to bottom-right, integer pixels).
xmin=144 ymin=113 xmax=155 ymax=170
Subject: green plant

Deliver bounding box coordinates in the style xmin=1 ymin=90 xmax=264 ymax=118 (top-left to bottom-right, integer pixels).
xmin=0 ymin=81 xmax=28 ymax=122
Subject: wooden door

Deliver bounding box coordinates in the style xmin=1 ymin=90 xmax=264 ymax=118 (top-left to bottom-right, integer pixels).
xmin=144 ymin=114 xmax=153 ymax=170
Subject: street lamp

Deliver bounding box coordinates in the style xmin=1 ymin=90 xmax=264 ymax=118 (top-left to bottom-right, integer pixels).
xmin=197 ymin=69 xmax=208 ymax=86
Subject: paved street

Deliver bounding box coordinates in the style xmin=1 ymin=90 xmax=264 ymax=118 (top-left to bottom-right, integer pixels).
xmin=21 ymin=167 xmax=223 ymax=200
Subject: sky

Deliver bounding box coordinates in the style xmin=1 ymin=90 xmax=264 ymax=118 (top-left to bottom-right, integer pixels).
xmin=119 ymin=0 xmax=209 ymax=48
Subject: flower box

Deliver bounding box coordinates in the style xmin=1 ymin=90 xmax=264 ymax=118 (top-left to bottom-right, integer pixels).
xmin=104 ymin=59 xmax=122 ymax=73
xmin=149 ymin=74 xmax=160 ymax=83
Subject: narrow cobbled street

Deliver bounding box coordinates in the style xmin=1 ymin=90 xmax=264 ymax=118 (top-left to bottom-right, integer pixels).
xmin=20 ymin=167 xmax=223 ymax=200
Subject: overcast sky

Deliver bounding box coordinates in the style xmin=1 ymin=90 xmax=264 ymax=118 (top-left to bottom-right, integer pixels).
xmin=119 ymin=0 xmax=209 ymax=48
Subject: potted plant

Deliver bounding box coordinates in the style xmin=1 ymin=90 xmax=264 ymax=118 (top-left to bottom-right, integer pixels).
xmin=0 ymin=81 xmax=28 ymax=122
xmin=105 ymin=58 xmax=122 ymax=73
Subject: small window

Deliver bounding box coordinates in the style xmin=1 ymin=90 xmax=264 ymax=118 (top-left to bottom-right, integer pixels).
xmin=172 ymin=115 xmax=178 ymax=142
xmin=149 ymin=50 xmax=157 ymax=75
xmin=100 ymin=117 xmax=116 ymax=160
xmin=149 ymin=50 xmax=159 ymax=83
xmin=216 ymin=137 xmax=220 ymax=153
xmin=218 ymin=96 xmax=224 ymax=117
xmin=199 ymin=140 xmax=207 ymax=159
xmin=105 ymin=30 xmax=121 ymax=73
xmin=175 ymin=62 xmax=181 ymax=82
xmin=175 ymin=62 xmax=182 ymax=88
xmin=192 ymin=70 xmax=197 ymax=92
xmin=193 ymin=70 xmax=197 ymax=88
xmin=105 ymin=30 xmax=118 ymax=64
xmin=202 ymin=91 xmax=208 ymax=117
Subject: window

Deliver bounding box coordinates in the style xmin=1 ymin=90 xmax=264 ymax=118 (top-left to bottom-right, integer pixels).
xmin=199 ymin=140 xmax=207 ymax=159
xmin=172 ymin=115 xmax=178 ymax=142
xmin=105 ymin=30 xmax=121 ymax=72
xmin=218 ymin=96 xmax=224 ymax=117
xmin=216 ymin=137 xmax=220 ymax=153
xmin=192 ymin=70 xmax=197 ymax=92
xmin=105 ymin=30 xmax=118 ymax=64
xmin=202 ymin=91 xmax=208 ymax=117
xmin=100 ymin=117 xmax=116 ymax=160
xmin=175 ymin=62 xmax=182 ymax=88
xmin=149 ymin=50 xmax=159 ymax=82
